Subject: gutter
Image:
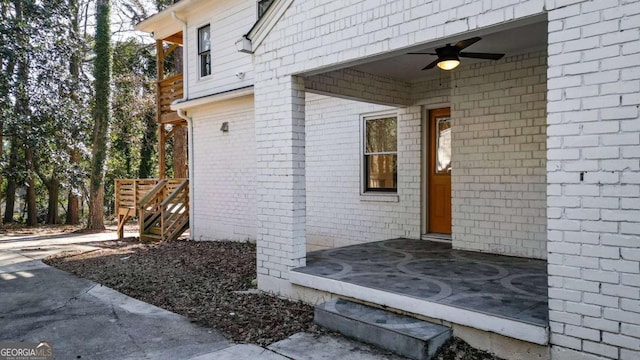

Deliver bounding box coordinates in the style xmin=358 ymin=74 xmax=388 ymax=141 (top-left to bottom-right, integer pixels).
xmin=171 ymin=86 xmax=254 ymax=111
xmin=171 ymin=11 xmax=196 ymax=241
xmin=235 ymin=0 xmax=294 ymax=54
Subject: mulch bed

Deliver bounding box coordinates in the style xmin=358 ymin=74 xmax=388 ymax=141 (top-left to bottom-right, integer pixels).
xmin=44 ymin=240 xmax=318 ymax=346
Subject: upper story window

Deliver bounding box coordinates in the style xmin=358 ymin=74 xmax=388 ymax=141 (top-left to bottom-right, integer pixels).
xmin=363 ymin=115 xmax=397 ymax=192
xmin=258 ymin=0 xmax=274 ymax=19
xmin=198 ymin=25 xmax=211 ymax=77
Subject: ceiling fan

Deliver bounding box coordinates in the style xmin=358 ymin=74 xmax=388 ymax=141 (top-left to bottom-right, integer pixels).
xmin=408 ymin=37 xmax=505 ymax=71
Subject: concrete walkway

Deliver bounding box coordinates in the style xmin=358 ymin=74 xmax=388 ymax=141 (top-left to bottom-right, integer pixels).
xmin=0 ymin=231 xmax=404 ymax=359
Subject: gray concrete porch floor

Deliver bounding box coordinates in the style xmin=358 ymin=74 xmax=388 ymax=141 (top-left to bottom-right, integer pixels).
xmin=292 ymin=238 xmax=548 ymax=327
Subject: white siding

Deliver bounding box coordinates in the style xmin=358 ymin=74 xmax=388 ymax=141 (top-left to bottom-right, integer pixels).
xmin=184 ymin=0 xmax=255 ymax=99
xmin=190 ymin=95 xmax=256 ymax=241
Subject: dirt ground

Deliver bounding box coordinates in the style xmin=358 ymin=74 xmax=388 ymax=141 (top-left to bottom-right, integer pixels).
xmin=43 ymin=236 xmax=503 ymax=359
xmin=433 ymin=338 xmax=504 ymax=360
xmin=0 ymin=224 xmax=81 ymax=235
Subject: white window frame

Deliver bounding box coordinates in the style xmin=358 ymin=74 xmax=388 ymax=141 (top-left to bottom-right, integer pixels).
xmin=360 ymin=111 xmax=399 ymax=199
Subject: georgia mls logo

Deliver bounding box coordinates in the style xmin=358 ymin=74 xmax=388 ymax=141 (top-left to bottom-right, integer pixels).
xmin=0 ymin=342 xmax=52 ymax=360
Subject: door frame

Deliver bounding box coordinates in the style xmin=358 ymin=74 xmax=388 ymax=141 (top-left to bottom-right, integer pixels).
xmin=420 ymin=104 xmax=452 ymax=239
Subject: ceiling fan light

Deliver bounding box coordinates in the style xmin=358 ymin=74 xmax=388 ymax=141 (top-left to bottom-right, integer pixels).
xmin=437 ymin=59 xmax=460 ymax=70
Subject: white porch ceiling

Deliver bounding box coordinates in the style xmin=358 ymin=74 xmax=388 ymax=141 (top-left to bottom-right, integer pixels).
xmin=350 ymin=21 xmax=548 ymax=83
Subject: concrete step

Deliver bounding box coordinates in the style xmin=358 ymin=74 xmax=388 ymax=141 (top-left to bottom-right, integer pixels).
xmin=315 ymin=299 xmax=451 ymax=360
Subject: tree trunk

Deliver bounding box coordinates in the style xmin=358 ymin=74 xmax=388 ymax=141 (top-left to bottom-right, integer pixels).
xmin=87 ymin=0 xmax=112 ymax=230
xmin=173 ymin=125 xmax=188 ymax=178
xmin=4 ymin=140 xmax=17 ymax=224
xmin=174 ymin=47 xmax=183 ymax=74
xmin=66 ymin=149 xmax=80 ymax=224
xmin=65 ymin=0 xmax=81 ymax=225
xmin=66 ymin=188 xmax=79 ymax=224
xmin=46 ymin=175 xmax=60 ymax=224
xmin=87 ymin=182 xmax=104 ymax=229
xmin=24 ymin=146 xmax=37 ymax=227
xmin=13 ymin=0 xmax=36 ymax=226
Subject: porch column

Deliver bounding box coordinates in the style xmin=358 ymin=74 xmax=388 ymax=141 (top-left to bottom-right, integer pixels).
xmin=255 ymin=75 xmax=306 ymax=295
xmin=547 ymin=1 xmax=640 ymax=359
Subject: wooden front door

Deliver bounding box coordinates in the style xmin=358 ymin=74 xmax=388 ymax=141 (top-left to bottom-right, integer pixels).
xmin=428 ymin=108 xmax=452 ymax=234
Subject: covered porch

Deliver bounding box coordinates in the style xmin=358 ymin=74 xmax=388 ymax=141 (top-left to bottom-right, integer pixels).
xmin=290 ymin=238 xmax=548 ymax=345
xmin=255 ymin=14 xmax=549 ymax=347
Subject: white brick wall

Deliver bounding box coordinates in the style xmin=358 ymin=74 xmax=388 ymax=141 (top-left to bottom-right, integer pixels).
xmin=547 ymin=0 xmax=640 ymax=358
xmin=306 ymin=68 xmax=412 ymax=106
xmin=305 ymin=93 xmax=419 ymax=251
xmin=451 ymin=50 xmax=548 ymax=259
xmin=253 ymin=0 xmax=546 ymax=82
xmin=247 ymin=1 xmax=640 ymax=357
xmin=251 ymin=2 xmax=550 ymax=294
xmin=189 ymin=95 xmax=256 ymax=242
xmin=255 ymin=75 xmax=307 ymax=293
xmin=305 ymin=52 xmax=547 ymax=257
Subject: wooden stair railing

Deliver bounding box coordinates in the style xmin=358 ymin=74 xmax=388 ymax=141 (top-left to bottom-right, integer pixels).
xmin=115 ymin=178 xmax=189 ymax=241
xmin=137 ymin=179 xmax=167 ymax=241
xmin=160 ymin=179 xmax=189 ymax=242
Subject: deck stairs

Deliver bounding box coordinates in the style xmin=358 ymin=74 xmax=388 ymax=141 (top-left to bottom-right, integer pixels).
xmin=115 ymin=178 xmax=189 ymax=241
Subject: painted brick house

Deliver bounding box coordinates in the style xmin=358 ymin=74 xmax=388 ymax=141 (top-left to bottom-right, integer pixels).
xmin=137 ymin=0 xmax=640 ymax=359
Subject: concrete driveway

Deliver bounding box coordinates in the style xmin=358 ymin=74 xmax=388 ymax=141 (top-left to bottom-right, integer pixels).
xmin=0 ymin=231 xmax=404 ymax=359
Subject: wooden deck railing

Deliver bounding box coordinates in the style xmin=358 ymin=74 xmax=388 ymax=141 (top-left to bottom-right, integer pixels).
xmin=157 ymin=73 xmax=183 ymax=124
xmin=115 ymin=178 xmax=189 ymax=241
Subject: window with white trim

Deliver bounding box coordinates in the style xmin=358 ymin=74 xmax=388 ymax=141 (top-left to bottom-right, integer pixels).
xmin=198 ymin=25 xmax=211 ymax=77
xmin=363 ymin=115 xmax=397 ymax=192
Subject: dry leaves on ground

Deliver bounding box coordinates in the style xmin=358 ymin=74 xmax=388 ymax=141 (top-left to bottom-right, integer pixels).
xmin=45 ymin=240 xmax=318 ymax=346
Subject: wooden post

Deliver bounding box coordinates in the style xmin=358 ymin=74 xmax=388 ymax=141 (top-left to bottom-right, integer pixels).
xmin=156 ymin=39 xmax=166 ymax=179
xmin=159 ymin=124 xmax=166 ymax=179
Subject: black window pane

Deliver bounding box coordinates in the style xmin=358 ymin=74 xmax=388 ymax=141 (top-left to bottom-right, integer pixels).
xmin=366 ymin=154 xmax=397 ymax=191
xmin=198 ymin=25 xmax=210 ymax=53
xmin=258 ymin=0 xmax=275 ymax=19
xmin=366 ymin=117 xmax=397 ymax=153
xmin=200 ymin=52 xmax=211 ymax=76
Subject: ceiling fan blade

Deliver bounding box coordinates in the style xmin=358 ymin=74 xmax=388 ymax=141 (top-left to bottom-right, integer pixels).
xmin=454 ymin=37 xmax=481 ymax=50
xmin=407 ymin=52 xmax=437 ymax=55
xmin=422 ymin=59 xmax=440 ymax=70
xmin=459 ymin=52 xmax=505 ymax=60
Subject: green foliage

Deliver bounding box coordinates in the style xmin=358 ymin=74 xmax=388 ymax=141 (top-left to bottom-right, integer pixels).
xmin=0 ymin=0 xmax=159 ymax=225
xmin=1 ymin=0 xmax=93 ymax=224
xmin=104 ymin=38 xmax=156 ymax=211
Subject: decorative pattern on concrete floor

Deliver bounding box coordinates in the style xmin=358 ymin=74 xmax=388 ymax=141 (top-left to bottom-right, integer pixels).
xmin=293 ymin=239 xmax=548 ymax=326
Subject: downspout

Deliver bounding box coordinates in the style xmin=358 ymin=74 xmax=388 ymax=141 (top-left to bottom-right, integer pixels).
xmin=172 ymin=11 xmax=196 ymax=241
